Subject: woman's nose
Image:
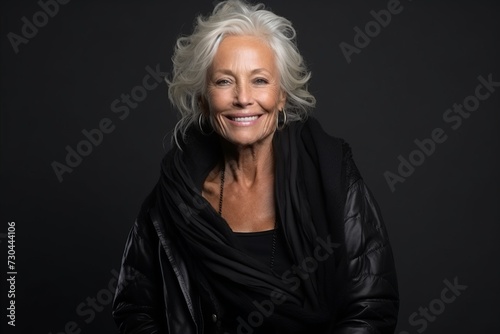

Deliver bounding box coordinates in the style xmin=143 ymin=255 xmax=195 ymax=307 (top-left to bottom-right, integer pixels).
xmin=233 ymin=83 xmax=253 ymax=107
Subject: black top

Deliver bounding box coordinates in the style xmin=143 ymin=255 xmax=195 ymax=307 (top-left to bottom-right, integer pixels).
xmin=210 ymin=227 xmax=295 ymax=333
xmin=234 ymin=227 xmax=293 ymax=276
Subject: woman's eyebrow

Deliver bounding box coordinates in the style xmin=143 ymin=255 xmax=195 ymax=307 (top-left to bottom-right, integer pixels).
xmin=212 ymin=68 xmax=271 ymax=75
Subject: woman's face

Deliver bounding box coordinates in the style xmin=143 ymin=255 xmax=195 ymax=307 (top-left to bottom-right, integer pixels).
xmin=206 ymin=35 xmax=286 ymax=147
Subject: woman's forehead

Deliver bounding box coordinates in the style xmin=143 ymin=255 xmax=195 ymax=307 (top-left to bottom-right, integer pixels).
xmin=211 ymin=35 xmax=276 ymax=73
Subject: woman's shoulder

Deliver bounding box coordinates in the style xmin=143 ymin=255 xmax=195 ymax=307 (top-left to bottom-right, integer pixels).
xmin=299 ymin=117 xmax=362 ymax=188
xmin=299 ymin=116 xmax=346 ymax=150
xmin=340 ymin=140 xmax=362 ymax=189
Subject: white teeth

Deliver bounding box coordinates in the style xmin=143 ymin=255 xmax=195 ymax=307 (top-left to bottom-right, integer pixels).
xmin=232 ymin=116 xmax=258 ymax=122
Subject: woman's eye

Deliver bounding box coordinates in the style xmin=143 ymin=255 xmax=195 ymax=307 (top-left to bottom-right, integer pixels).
xmin=215 ymin=79 xmax=231 ymax=86
xmin=254 ymin=78 xmax=268 ymax=85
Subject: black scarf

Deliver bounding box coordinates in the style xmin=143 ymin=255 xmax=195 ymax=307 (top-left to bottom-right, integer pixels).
xmin=156 ymin=117 xmax=348 ymax=332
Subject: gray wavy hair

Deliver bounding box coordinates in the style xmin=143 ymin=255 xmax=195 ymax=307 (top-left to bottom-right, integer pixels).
xmin=167 ymin=0 xmax=316 ymax=145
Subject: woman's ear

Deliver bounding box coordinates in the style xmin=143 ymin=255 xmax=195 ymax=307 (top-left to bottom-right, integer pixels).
xmin=278 ymin=89 xmax=287 ymax=110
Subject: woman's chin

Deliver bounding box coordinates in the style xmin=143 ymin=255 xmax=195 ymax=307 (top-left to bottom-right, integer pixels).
xmin=222 ymin=131 xmax=274 ymax=148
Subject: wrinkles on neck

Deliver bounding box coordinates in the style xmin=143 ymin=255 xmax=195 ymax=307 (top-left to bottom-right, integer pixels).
xmin=219 ymin=135 xmax=275 ymax=189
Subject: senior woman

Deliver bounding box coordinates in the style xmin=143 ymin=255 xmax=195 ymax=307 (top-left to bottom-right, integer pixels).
xmin=112 ymin=1 xmax=399 ymax=333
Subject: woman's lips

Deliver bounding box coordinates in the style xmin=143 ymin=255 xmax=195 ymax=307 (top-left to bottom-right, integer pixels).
xmin=225 ymin=114 xmax=262 ymax=126
xmin=228 ymin=115 xmax=259 ymax=122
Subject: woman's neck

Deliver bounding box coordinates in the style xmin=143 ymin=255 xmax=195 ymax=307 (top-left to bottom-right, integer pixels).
xmin=220 ymin=137 xmax=274 ymax=189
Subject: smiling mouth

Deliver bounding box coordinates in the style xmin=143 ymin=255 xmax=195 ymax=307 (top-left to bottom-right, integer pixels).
xmin=227 ymin=115 xmax=260 ymax=122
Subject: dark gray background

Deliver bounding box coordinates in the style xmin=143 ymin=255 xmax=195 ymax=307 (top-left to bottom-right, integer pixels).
xmin=1 ymin=0 xmax=499 ymax=333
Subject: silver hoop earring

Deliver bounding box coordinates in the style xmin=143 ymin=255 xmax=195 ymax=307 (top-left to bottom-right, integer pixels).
xmin=198 ymin=113 xmax=213 ymax=135
xmin=277 ymin=110 xmax=287 ymax=130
